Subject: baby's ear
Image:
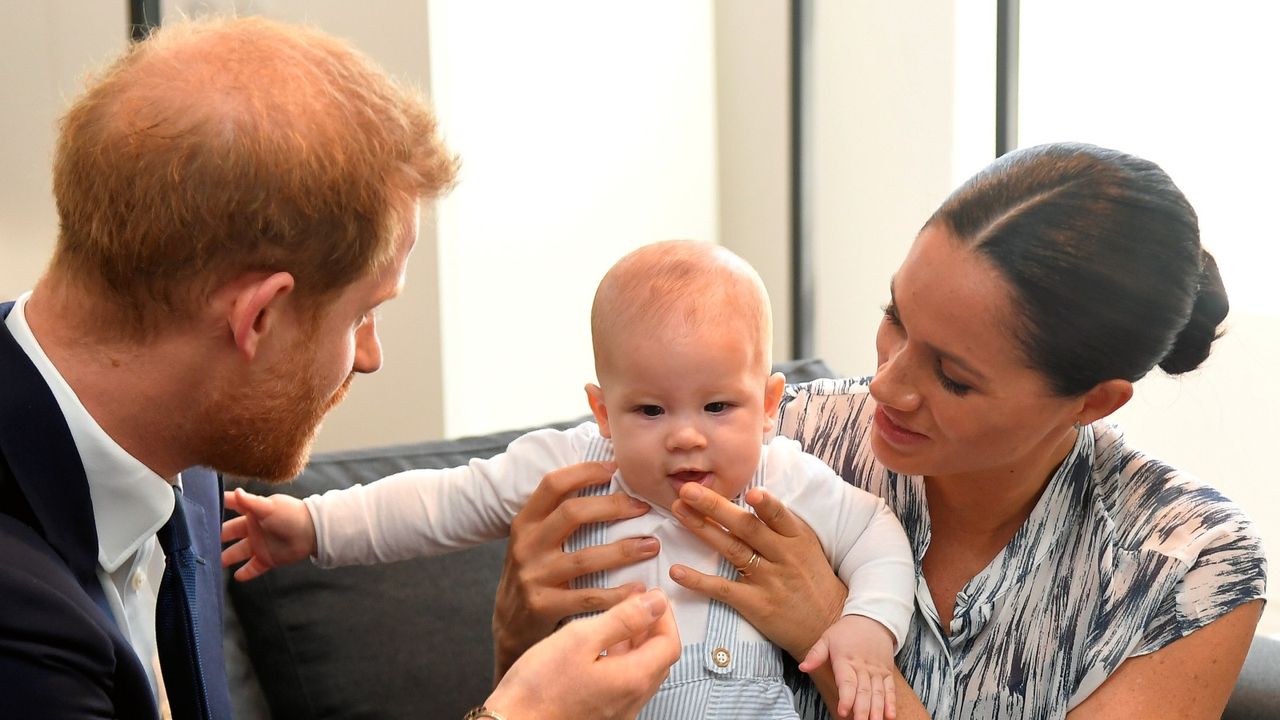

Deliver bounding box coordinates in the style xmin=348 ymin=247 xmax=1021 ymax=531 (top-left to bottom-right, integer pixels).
xmin=585 ymin=383 xmax=612 ymax=438
xmin=762 ymin=372 xmax=786 ymax=434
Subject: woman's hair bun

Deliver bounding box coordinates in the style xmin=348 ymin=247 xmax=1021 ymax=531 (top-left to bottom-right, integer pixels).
xmin=1158 ymin=249 xmax=1229 ymax=375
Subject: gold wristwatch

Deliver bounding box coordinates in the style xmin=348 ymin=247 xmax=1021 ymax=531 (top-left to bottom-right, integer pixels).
xmin=463 ymin=707 xmax=507 ymax=720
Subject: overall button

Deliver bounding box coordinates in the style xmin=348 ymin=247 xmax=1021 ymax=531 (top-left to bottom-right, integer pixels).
xmin=711 ymin=647 xmax=731 ymax=668
xmin=131 ymin=570 xmax=147 ymax=591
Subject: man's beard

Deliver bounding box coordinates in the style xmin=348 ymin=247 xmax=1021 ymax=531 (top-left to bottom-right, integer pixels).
xmin=198 ymin=336 xmax=353 ymax=483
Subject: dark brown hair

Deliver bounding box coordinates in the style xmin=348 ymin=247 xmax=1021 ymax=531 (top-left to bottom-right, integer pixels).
xmin=929 ymin=142 xmax=1228 ymax=396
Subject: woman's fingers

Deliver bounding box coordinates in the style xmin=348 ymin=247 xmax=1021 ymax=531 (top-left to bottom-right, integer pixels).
xmin=539 ymin=492 xmax=652 ymax=547
xmin=668 ymin=563 xmax=754 ymax=609
xmin=540 ymin=538 xmax=661 ymax=587
xmin=744 ymin=486 xmax=810 ymax=538
xmin=670 ymin=499 xmax=761 ymax=569
xmin=673 ymin=483 xmax=798 ymax=560
xmin=519 ymin=461 xmax=618 ymax=521
xmin=494 ymin=461 xmax=656 ymax=680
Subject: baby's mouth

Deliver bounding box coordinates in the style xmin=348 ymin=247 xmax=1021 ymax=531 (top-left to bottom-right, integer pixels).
xmin=669 ymin=470 xmax=712 ymax=485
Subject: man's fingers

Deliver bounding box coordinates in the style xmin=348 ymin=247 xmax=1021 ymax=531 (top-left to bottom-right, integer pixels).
xmin=598 ymin=590 xmax=681 ymax=673
xmin=576 ymin=588 xmax=670 ymax=652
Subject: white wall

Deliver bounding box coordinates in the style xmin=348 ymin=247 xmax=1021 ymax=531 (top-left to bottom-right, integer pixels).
xmin=0 ymin=3 xmax=126 ymax=298
xmin=427 ymin=1 xmax=719 ymax=438
xmin=809 ymin=1 xmax=961 ymax=374
xmin=715 ymin=0 xmax=791 ymax=364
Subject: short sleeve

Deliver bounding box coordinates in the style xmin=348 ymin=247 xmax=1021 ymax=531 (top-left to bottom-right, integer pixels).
xmin=1134 ymin=509 xmax=1267 ymax=655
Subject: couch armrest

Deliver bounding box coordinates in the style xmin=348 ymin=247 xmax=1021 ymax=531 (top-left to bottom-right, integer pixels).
xmin=1223 ymin=633 xmax=1280 ymax=720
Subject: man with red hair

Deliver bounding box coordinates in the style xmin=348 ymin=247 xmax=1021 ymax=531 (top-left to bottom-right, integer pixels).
xmin=0 ymin=17 xmax=677 ymax=720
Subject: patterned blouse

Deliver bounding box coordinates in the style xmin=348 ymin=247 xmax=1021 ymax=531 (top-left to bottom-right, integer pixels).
xmin=773 ymin=377 xmax=1267 ymax=719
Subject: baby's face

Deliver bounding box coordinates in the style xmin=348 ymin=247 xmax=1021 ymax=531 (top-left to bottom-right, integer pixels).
xmin=587 ymin=322 xmax=783 ymax=510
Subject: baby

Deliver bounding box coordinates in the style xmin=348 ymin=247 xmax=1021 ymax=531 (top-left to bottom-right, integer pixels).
xmin=222 ymin=240 xmax=914 ymax=720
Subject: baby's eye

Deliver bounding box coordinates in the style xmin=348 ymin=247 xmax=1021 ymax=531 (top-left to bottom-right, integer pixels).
xmin=638 ymin=405 xmax=664 ymax=417
xmin=704 ymin=402 xmax=730 ymax=414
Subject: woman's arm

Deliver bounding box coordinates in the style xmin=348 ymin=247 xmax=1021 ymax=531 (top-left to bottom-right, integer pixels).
xmin=492 ymin=461 xmax=660 ymax=680
xmin=1066 ymin=600 xmax=1262 ymax=719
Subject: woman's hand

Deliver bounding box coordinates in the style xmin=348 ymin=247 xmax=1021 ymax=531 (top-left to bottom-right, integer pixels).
xmin=492 ymin=461 xmax=661 ymax=680
xmin=668 ymin=483 xmax=848 ymax=660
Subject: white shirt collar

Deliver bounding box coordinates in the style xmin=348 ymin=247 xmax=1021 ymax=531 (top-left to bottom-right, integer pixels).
xmin=5 ymin=292 xmax=176 ymax=572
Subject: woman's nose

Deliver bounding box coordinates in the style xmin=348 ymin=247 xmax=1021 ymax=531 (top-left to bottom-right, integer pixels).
xmin=870 ymin=344 xmax=922 ymax=412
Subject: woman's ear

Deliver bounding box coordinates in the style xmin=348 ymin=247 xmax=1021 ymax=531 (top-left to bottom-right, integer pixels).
xmin=585 ymin=383 xmax=612 ymax=438
xmin=1075 ymin=378 xmax=1134 ymax=427
xmin=762 ymin=372 xmax=787 ymax=434
xmin=224 ymin=272 xmax=296 ymax=361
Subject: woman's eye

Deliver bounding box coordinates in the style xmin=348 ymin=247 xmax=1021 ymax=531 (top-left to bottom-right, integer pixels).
xmin=881 ymin=302 xmax=902 ymax=327
xmin=934 ymin=365 xmax=972 ymax=396
xmin=639 ymin=405 xmax=664 ymax=417
xmin=705 ymin=402 xmax=729 ymax=414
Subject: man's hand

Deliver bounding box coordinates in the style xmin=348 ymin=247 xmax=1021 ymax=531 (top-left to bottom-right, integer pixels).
xmin=221 ymin=487 xmax=318 ymax=581
xmin=485 ymin=588 xmax=680 ymax=720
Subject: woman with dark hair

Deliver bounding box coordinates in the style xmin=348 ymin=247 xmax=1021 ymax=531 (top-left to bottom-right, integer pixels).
xmin=493 ymin=143 xmax=1266 ymax=718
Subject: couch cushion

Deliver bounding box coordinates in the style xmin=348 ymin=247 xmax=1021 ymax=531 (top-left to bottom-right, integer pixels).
xmin=226 ymin=359 xmax=839 ymax=719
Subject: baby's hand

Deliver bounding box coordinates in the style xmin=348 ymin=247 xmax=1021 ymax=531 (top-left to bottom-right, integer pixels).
xmin=798 ymin=614 xmax=897 ymax=720
xmin=220 ymin=488 xmax=318 ymax=581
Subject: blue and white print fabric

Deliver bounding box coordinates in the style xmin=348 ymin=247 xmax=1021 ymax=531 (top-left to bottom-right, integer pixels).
xmin=775 ymin=377 xmax=1266 ymax=719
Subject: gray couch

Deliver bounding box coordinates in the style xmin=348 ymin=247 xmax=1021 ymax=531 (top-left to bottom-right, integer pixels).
xmin=223 ymin=360 xmax=1278 ymax=719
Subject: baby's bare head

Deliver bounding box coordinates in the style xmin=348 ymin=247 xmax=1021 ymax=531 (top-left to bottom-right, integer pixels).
xmin=590 ymin=240 xmax=773 ymax=383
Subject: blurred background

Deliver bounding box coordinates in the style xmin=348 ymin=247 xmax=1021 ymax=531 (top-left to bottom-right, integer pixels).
xmin=1 ymin=0 xmax=1275 ymax=632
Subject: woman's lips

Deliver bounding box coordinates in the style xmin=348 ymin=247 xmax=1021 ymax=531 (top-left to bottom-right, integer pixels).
xmin=874 ymin=407 xmax=929 ymax=448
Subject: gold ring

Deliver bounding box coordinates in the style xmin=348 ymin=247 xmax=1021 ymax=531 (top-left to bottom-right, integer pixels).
xmin=736 ymin=551 xmax=762 ymax=577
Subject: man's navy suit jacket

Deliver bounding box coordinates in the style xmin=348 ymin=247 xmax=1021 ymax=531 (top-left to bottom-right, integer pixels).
xmin=0 ymin=301 xmax=232 ymax=719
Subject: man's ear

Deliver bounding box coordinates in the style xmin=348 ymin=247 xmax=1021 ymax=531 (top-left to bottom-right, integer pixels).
xmin=225 ymin=272 xmax=296 ymax=361
xmin=585 ymin=383 xmax=612 ymax=438
xmin=762 ymin=372 xmax=786 ymax=434
xmin=1075 ymin=378 xmax=1134 ymax=427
